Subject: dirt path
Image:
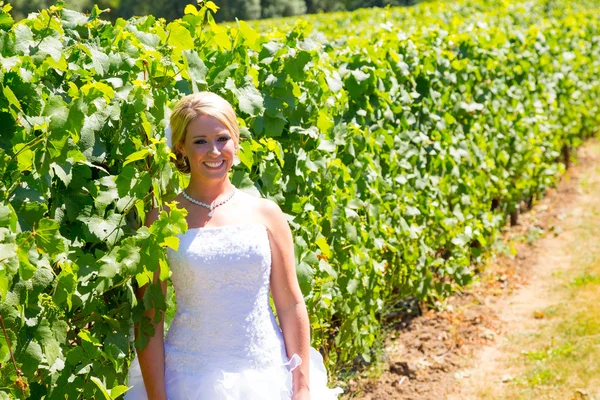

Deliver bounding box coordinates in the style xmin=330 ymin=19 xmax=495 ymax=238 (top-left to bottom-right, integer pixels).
xmin=451 ymin=139 xmax=600 ymax=399
xmin=343 ymin=139 xmax=600 ymax=400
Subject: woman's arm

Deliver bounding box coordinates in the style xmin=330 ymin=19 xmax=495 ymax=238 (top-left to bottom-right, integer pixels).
xmin=134 ymin=207 xmax=168 ymax=400
xmin=261 ymin=200 xmax=311 ymax=398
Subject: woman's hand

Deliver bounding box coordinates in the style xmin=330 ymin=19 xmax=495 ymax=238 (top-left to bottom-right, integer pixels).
xmin=292 ymin=387 xmax=311 ymax=400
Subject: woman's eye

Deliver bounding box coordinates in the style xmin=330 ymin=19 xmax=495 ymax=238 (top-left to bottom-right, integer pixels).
xmin=194 ymin=137 xmax=229 ymax=144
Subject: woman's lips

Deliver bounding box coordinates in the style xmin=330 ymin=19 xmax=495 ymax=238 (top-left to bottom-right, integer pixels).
xmin=203 ymin=160 xmax=225 ymax=169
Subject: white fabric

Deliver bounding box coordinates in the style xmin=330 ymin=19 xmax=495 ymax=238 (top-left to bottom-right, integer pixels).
xmin=164 ymin=124 xmax=173 ymax=149
xmin=125 ymin=223 xmax=343 ymax=399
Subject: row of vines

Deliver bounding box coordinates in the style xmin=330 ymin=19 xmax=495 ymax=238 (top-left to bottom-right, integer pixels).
xmin=0 ymin=0 xmax=599 ymax=397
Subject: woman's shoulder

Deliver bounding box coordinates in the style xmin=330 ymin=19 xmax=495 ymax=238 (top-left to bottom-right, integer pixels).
xmin=238 ymin=190 xmax=283 ymax=215
xmin=234 ymin=189 xmax=286 ymax=227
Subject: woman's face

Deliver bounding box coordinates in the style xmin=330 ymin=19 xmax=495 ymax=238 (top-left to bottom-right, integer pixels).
xmin=178 ymin=114 xmax=237 ymax=182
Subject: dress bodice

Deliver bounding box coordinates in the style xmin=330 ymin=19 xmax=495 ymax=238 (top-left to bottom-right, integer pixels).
xmin=164 ymin=223 xmax=287 ymax=373
xmin=125 ymin=223 xmax=343 ymax=400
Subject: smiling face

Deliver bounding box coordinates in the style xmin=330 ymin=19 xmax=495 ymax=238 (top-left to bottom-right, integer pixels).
xmin=177 ymin=114 xmax=237 ymax=183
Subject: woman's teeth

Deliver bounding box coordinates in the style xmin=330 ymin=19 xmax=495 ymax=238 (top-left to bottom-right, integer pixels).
xmin=203 ymin=161 xmax=224 ymax=168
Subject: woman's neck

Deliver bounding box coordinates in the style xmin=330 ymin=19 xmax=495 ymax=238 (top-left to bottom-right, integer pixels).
xmin=184 ymin=178 xmax=235 ymax=204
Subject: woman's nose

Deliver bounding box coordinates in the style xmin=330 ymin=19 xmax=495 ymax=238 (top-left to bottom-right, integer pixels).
xmin=208 ymin=142 xmax=220 ymax=156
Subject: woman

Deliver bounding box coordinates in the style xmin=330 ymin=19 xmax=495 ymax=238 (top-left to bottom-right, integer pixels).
xmin=125 ymin=92 xmax=343 ymax=399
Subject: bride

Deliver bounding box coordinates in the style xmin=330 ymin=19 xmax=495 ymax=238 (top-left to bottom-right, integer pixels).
xmin=125 ymin=92 xmax=343 ymax=399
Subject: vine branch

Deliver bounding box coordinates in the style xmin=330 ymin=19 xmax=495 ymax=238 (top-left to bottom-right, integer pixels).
xmin=0 ymin=313 xmax=26 ymax=399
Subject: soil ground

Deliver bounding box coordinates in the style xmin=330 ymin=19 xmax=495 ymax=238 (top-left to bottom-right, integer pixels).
xmin=341 ymin=139 xmax=600 ymax=400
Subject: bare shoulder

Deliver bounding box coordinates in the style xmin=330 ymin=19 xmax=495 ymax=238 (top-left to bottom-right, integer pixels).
xmin=255 ymin=197 xmax=290 ymax=235
xmin=232 ymin=190 xmax=279 ymax=215
xmin=257 ymin=197 xmax=283 ymax=216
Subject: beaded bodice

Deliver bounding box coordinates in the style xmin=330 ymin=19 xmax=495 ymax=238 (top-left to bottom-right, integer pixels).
xmin=163 ymin=223 xmax=288 ymax=373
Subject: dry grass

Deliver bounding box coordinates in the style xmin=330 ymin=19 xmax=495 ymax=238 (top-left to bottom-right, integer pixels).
xmin=473 ymin=144 xmax=600 ymax=400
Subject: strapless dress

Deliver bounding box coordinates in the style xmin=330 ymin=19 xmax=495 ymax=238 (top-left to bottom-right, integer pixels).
xmin=125 ymin=223 xmax=343 ymax=399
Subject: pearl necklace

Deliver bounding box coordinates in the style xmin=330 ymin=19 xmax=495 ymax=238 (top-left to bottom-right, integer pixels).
xmin=182 ymin=188 xmax=237 ymax=217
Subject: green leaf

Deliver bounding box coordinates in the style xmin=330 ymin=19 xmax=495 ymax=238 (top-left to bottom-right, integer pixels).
xmin=326 ymin=74 xmax=343 ymax=92
xmin=316 ymin=110 xmax=333 ymax=135
xmin=260 ymin=160 xmax=281 ymax=192
xmin=263 ymin=114 xmax=286 ymax=137
xmin=53 ymin=267 xmax=76 ymax=310
xmin=44 ymin=96 xmax=69 ymax=130
xmin=144 ymin=282 xmax=166 ymax=323
xmin=115 ymin=167 xmax=152 ymax=199
xmin=78 ymin=330 xmax=101 ymax=346
xmin=0 ymin=327 xmax=14 ymax=363
xmin=0 ymin=11 xmax=14 ymax=31
xmin=284 ymin=51 xmax=311 ymax=81
xmin=2 ymin=86 xmax=21 ymax=111
xmin=207 ymin=20 xmax=231 ymax=50
xmin=14 ymin=24 xmax=34 ymax=55
xmin=90 ymin=377 xmax=113 ymax=400
xmin=167 ymin=21 xmax=194 ymax=54
xmin=0 ymin=243 xmax=16 ymax=262
xmin=35 ymin=218 xmax=66 ymax=258
xmin=61 ymin=9 xmax=89 ymax=29
xmin=205 ymin=1 xmax=219 ymax=13
xmin=78 ymin=213 xmax=124 ymax=244
xmin=16 ymin=234 xmax=35 ymax=280
xmin=319 ymin=259 xmax=337 ymax=278
xmin=231 ymin=170 xmax=259 ymax=194
xmin=134 ymin=316 xmax=154 ymax=351
xmin=89 ymin=46 xmax=110 ymax=76
xmin=182 ymin=50 xmax=207 ymax=92
xmin=237 ymin=140 xmax=254 ymax=170
xmin=264 ymin=139 xmax=284 ymax=166
xmin=317 ymin=139 xmax=336 ymax=153
xmin=35 ymin=324 xmax=61 ymax=365
xmin=38 ymin=36 xmax=63 ymax=63
xmin=123 ymin=148 xmax=150 ymax=166
xmin=237 ymin=20 xmax=258 ymax=47
xmin=184 ymin=4 xmax=198 ymax=15
xmin=0 ymin=270 xmax=8 ymax=300
xmin=160 ymin=236 xmax=179 ymax=251
xmin=81 ymin=82 xmax=115 ymax=102
xmin=98 ymin=252 xmax=119 ymax=278
xmin=109 ymin=385 xmax=129 ymax=399
xmin=51 ymin=162 xmax=73 ymax=187
xmin=116 ymin=242 xmax=141 ymax=275
xmin=315 ymin=237 xmax=332 ymax=259
xmin=233 ymin=84 xmax=264 ymax=117
xmin=296 ymin=261 xmax=313 ymax=296
xmin=346 ymin=279 xmax=359 ymax=294
xmin=20 ymin=340 xmax=43 ymax=375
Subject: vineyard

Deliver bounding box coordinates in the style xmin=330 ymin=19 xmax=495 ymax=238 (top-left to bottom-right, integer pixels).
xmin=1 ymin=0 xmax=600 ymax=398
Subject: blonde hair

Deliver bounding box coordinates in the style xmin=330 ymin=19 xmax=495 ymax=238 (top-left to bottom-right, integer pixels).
xmin=170 ymin=92 xmax=240 ymax=174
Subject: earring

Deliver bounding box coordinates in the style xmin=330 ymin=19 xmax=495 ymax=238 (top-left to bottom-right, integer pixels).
xmin=183 ymin=156 xmax=188 ymax=167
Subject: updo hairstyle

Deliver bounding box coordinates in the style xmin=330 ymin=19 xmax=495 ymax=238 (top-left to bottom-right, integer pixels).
xmin=169 ymin=92 xmax=240 ymax=174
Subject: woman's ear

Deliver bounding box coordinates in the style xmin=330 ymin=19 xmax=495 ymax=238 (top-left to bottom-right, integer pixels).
xmin=176 ymin=143 xmax=186 ymax=158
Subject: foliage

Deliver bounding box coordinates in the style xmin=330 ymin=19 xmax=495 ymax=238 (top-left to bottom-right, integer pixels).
xmin=0 ymin=0 xmax=599 ymax=398
xmin=7 ymin=0 xmax=425 ymax=23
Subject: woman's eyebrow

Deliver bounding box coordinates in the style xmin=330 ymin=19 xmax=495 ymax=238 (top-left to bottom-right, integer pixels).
xmin=192 ymin=132 xmax=230 ymax=139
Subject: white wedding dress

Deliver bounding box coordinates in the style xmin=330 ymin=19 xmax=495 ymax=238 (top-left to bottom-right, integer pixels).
xmin=125 ymin=223 xmax=343 ymax=399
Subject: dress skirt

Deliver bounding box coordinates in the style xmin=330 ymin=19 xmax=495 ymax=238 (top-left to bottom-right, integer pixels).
xmin=125 ymin=346 xmax=343 ymax=399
